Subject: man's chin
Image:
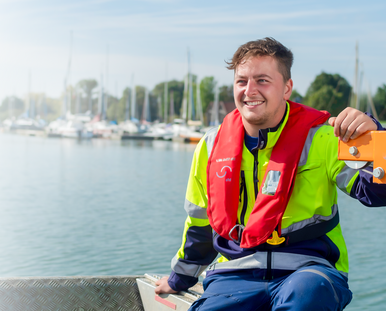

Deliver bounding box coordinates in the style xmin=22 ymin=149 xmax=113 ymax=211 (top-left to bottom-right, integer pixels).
xmin=242 ymin=116 xmax=268 ymax=128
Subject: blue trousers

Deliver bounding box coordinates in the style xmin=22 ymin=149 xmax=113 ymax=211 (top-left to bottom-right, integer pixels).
xmin=189 ymin=265 xmax=352 ymax=311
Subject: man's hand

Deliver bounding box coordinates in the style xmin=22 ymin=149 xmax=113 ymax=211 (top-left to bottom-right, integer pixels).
xmin=328 ymin=107 xmax=377 ymax=142
xmin=154 ymin=276 xmax=178 ymax=295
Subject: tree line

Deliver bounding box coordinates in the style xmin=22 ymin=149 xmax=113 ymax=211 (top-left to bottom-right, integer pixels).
xmin=291 ymin=72 xmax=386 ymax=119
xmin=1 ymin=72 xmax=386 ymax=124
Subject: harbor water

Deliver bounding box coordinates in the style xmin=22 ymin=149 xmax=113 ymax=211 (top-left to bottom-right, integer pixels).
xmin=0 ymin=133 xmax=385 ymax=310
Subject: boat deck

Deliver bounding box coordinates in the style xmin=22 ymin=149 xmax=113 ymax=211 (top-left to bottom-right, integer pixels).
xmin=0 ymin=274 xmax=203 ymax=311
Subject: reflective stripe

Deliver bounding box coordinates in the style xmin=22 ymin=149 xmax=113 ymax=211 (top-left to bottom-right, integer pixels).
xmin=298 ymin=126 xmax=321 ymax=166
xmin=208 ymin=252 xmax=348 ymax=278
xmin=336 ymin=165 xmax=359 ymax=194
xmin=184 ymin=199 xmax=208 ymax=219
xmin=281 ymin=204 xmax=338 ymax=236
xmin=171 ymin=255 xmax=207 ymax=278
xmin=204 ymin=127 xmax=218 ymax=158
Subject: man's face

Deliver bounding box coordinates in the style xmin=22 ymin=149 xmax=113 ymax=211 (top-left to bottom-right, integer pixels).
xmin=233 ymin=55 xmax=293 ymax=137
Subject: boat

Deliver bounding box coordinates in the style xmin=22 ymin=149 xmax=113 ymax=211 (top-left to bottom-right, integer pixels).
xmin=170 ymin=49 xmax=204 ymax=144
xmin=46 ymin=113 xmax=94 ymax=139
xmin=58 ymin=120 xmax=94 ymax=139
xmin=87 ymin=119 xmax=118 ymax=138
xmin=171 ymin=119 xmax=204 ymax=143
xmin=7 ymin=117 xmax=46 ymax=136
xmin=0 ymin=273 xmax=203 ymax=311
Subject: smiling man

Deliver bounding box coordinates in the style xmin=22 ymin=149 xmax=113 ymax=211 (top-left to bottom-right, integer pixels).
xmin=233 ymin=53 xmax=292 ymax=136
xmin=155 ymin=38 xmax=386 ymax=310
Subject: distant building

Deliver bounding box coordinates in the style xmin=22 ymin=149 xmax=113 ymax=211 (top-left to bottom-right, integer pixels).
xmin=205 ymin=101 xmax=236 ymax=126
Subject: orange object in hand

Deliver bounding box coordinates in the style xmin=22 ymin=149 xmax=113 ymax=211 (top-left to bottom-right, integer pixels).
xmin=338 ymin=131 xmax=386 ymax=184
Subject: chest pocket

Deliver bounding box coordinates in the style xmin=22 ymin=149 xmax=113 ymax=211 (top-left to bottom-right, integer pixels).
xmin=297 ymin=161 xmax=322 ymax=177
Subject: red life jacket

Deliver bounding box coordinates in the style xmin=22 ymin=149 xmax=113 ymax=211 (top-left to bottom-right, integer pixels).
xmin=206 ymin=101 xmax=330 ymax=249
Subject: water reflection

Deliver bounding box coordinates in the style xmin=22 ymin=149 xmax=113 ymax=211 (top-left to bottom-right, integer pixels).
xmin=120 ymin=139 xmax=197 ymax=152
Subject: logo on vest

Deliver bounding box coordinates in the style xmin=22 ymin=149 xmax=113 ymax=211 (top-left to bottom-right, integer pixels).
xmin=216 ymin=157 xmax=235 ymax=163
xmin=216 ymin=166 xmax=232 ymax=182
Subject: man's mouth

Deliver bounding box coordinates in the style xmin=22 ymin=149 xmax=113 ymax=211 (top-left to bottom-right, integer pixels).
xmin=244 ymin=100 xmax=264 ymax=106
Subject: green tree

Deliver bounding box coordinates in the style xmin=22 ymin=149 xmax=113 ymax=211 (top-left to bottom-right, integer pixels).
xmin=77 ymin=79 xmax=98 ymax=113
xmin=219 ymin=85 xmax=234 ymax=103
xmin=0 ymin=94 xmax=61 ymax=122
xmin=373 ymin=84 xmax=386 ymax=120
xmin=152 ymin=80 xmax=184 ymax=120
xmin=200 ymin=76 xmax=216 ymax=113
xmin=290 ymin=89 xmax=303 ymax=103
xmin=302 ymin=72 xmax=351 ymax=117
xmin=106 ymin=88 xmax=129 ymax=123
xmin=0 ymin=96 xmax=25 ymax=120
xmin=105 ymin=93 xmax=120 ymax=122
xmin=168 ymin=80 xmax=184 ymax=119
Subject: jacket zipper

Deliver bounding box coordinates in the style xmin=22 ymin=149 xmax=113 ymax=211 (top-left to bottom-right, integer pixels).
xmin=240 ymin=171 xmax=248 ymax=226
xmin=252 ymin=150 xmax=273 ymax=280
xmin=265 ymin=250 xmax=272 ymax=279
xmin=253 ymin=150 xmax=259 ymax=199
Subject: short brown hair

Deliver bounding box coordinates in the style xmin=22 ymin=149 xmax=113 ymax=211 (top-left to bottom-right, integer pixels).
xmin=226 ymin=37 xmax=293 ymax=82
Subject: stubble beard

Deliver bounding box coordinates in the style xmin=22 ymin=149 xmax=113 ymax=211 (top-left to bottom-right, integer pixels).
xmin=243 ymin=100 xmax=285 ymax=130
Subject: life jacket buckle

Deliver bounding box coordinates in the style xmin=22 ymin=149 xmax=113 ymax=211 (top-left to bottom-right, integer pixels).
xmin=229 ymin=224 xmax=245 ymax=244
xmin=266 ymin=230 xmax=285 ymax=245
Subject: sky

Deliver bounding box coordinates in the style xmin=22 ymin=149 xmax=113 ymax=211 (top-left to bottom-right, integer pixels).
xmin=0 ymin=0 xmax=385 ymax=104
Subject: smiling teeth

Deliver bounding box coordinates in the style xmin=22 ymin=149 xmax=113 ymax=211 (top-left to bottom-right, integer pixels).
xmin=245 ymin=101 xmax=264 ymax=106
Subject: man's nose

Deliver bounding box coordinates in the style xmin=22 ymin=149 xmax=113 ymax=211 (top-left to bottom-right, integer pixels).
xmin=245 ymin=80 xmax=258 ymax=97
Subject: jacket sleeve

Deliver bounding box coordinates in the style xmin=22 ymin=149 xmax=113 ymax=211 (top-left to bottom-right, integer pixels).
xmin=168 ymin=134 xmax=218 ymax=292
xmin=328 ymin=115 xmax=386 ymax=207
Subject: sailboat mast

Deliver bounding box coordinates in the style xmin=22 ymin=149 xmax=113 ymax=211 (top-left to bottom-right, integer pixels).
xmin=353 ymin=41 xmax=359 ymax=108
xmin=63 ymin=79 xmax=67 ymax=117
xmin=355 ymin=42 xmax=361 ymax=110
xmin=64 ymin=31 xmax=73 ymax=118
xmin=142 ymin=88 xmax=149 ymax=123
xmin=76 ymin=85 xmax=80 ymax=114
xmin=131 ymin=74 xmax=136 ymax=120
xmin=105 ymin=44 xmax=109 ymax=120
xmin=125 ymin=93 xmax=130 ymax=122
xmin=187 ymin=48 xmax=195 ymax=121
xmin=98 ymin=73 xmax=104 ymax=117
xmin=164 ymin=63 xmax=168 ymax=123
xmin=181 ymin=70 xmax=188 ymax=122
xmin=196 ymin=77 xmax=203 ymax=124
xmin=170 ymin=90 xmax=174 ymax=119
xmin=27 ymin=70 xmax=31 ymax=118
xmin=367 ymin=86 xmax=379 ymax=119
xmin=211 ymin=85 xmax=220 ymax=126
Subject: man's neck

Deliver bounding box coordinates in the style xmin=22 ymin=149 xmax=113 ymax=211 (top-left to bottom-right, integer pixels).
xmin=243 ymin=104 xmax=288 ymax=137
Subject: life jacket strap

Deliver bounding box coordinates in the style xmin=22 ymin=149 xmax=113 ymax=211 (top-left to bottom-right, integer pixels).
xmin=229 ymin=224 xmax=245 ymax=244
xmin=228 ymin=212 xmax=339 ymax=247
xmin=234 ymin=211 xmax=340 ymax=250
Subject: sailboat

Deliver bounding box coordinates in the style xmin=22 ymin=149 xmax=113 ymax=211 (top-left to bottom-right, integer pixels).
xmin=118 ymin=79 xmax=140 ymax=135
xmin=85 ymin=74 xmax=118 ymax=138
xmin=173 ymin=48 xmax=204 ymax=143
xmin=350 ymin=42 xmax=379 ymax=119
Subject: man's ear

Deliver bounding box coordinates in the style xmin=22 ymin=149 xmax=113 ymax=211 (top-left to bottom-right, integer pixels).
xmin=284 ymin=79 xmax=293 ymax=101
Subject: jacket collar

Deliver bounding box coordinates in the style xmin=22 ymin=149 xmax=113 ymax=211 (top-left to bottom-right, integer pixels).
xmin=251 ymin=101 xmax=290 ymax=151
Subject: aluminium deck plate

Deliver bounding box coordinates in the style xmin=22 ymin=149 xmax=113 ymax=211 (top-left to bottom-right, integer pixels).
xmin=0 ymin=275 xmax=144 ymax=311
